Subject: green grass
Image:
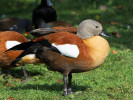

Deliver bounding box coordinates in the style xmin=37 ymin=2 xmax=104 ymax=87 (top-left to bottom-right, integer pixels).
xmin=0 ymin=0 xmax=133 ymax=99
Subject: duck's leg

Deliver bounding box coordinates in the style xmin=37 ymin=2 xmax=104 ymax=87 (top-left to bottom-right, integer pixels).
xmin=63 ymin=75 xmax=68 ymax=96
xmin=21 ymin=65 xmax=28 ymax=82
xmin=68 ymin=73 xmax=84 ymax=95
xmin=67 ymin=73 xmax=73 ymax=93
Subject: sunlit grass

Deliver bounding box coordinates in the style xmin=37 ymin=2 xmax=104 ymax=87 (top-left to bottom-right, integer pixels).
xmin=0 ymin=0 xmax=133 ymax=99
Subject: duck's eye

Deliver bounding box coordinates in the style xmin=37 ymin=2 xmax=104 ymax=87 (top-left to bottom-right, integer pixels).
xmin=95 ymin=26 xmax=99 ymax=28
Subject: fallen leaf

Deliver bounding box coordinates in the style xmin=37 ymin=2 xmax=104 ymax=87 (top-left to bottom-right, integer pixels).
xmin=57 ymin=79 xmax=62 ymax=83
xmin=8 ymin=97 xmax=12 ymax=100
xmin=8 ymin=97 xmax=15 ymax=100
xmin=110 ymin=21 xmax=119 ymax=25
xmin=111 ymin=32 xmax=120 ymax=38
xmin=116 ymin=33 xmax=120 ymax=38
xmin=7 ymin=83 xmax=14 ymax=87
xmin=25 ymin=32 xmax=29 ymax=36
xmin=17 ymin=78 xmax=21 ymax=82
xmin=112 ymin=50 xmax=118 ymax=54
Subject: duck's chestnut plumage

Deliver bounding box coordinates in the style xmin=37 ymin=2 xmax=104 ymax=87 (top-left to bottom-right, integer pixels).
xmin=0 ymin=31 xmax=28 ymax=68
xmin=8 ymin=19 xmax=110 ymax=96
xmin=0 ymin=31 xmax=33 ymax=81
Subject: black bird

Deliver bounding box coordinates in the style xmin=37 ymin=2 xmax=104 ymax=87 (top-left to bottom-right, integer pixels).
xmin=32 ymin=0 xmax=57 ymax=29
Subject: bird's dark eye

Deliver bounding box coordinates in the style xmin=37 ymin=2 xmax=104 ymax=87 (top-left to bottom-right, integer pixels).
xmin=95 ymin=26 xmax=99 ymax=28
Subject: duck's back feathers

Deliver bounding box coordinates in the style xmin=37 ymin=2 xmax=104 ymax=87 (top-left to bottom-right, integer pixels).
xmin=28 ymin=26 xmax=77 ymax=37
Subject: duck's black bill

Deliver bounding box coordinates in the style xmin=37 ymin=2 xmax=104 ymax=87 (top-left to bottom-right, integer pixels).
xmin=100 ymin=30 xmax=110 ymax=37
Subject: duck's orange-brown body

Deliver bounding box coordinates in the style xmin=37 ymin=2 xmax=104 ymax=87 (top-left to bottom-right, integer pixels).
xmin=52 ymin=26 xmax=77 ymax=33
xmin=0 ymin=31 xmax=28 ymax=70
xmin=35 ymin=32 xmax=110 ymax=75
xmin=8 ymin=19 xmax=110 ymax=96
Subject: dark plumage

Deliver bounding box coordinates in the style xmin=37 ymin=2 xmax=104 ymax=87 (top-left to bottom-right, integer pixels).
xmin=0 ymin=17 xmax=32 ymax=33
xmin=32 ymin=0 xmax=57 ymax=29
xmin=32 ymin=0 xmax=72 ymax=29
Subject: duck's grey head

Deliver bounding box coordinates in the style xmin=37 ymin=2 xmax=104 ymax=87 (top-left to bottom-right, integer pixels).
xmin=77 ymin=19 xmax=109 ymax=39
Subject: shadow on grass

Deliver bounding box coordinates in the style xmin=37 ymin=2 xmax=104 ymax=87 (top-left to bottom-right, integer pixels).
xmin=10 ymin=83 xmax=87 ymax=93
xmin=1 ymin=67 xmax=45 ymax=79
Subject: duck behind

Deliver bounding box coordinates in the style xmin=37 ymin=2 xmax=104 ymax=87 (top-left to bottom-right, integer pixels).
xmin=0 ymin=31 xmax=28 ymax=69
xmin=32 ymin=0 xmax=57 ymax=29
xmin=0 ymin=31 xmax=41 ymax=81
xmin=8 ymin=19 xmax=110 ymax=96
xmin=0 ymin=17 xmax=32 ymax=33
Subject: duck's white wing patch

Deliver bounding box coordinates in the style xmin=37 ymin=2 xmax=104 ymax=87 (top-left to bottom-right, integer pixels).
xmin=6 ymin=41 xmax=21 ymax=49
xmin=52 ymin=43 xmax=79 ymax=58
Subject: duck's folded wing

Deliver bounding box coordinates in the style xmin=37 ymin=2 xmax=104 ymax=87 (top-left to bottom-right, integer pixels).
xmin=28 ymin=26 xmax=77 ymax=37
xmin=41 ymin=32 xmax=81 ymax=58
xmin=29 ymin=28 xmax=56 ymax=37
xmin=7 ymin=32 xmax=82 ymax=65
xmin=6 ymin=41 xmax=35 ymax=51
xmin=51 ymin=43 xmax=79 ymax=58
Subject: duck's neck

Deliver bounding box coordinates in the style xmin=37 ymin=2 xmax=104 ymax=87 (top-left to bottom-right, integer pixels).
xmin=41 ymin=0 xmax=53 ymax=6
xmin=83 ymin=36 xmax=110 ymax=67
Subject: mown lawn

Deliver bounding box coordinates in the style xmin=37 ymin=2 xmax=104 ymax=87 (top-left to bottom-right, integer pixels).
xmin=0 ymin=0 xmax=133 ymax=100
